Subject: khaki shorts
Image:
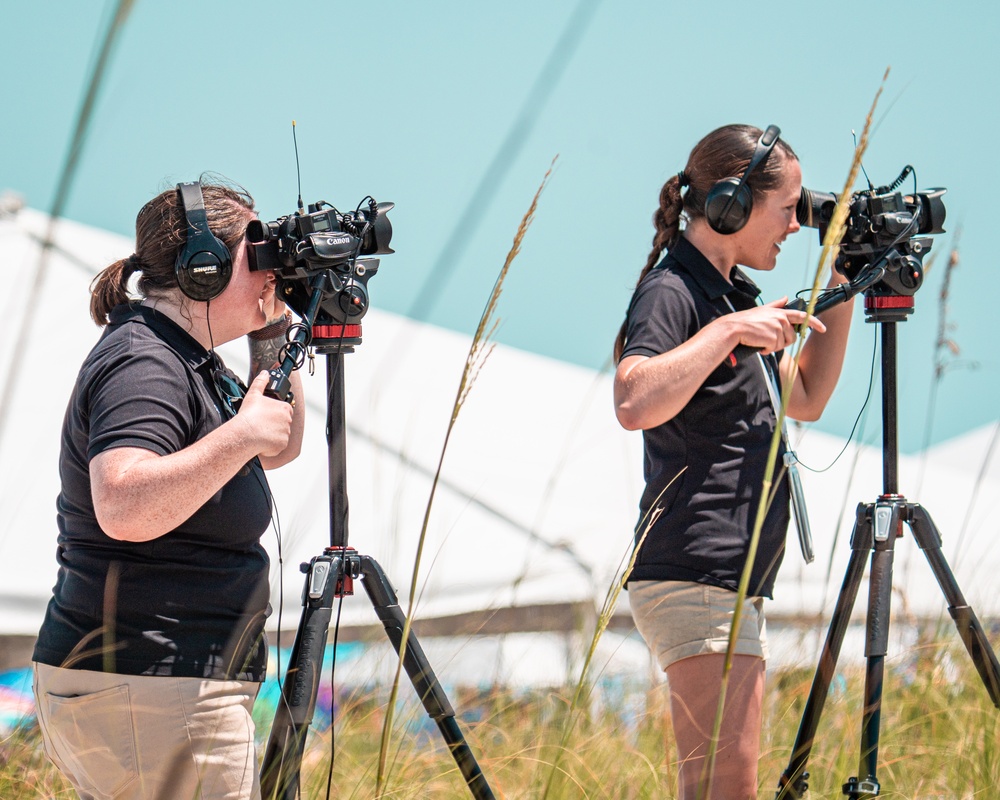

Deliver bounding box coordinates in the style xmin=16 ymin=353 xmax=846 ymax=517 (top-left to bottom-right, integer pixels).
xmin=628 ymin=580 xmax=768 ymax=671
xmin=33 ymin=663 xmax=262 ymax=800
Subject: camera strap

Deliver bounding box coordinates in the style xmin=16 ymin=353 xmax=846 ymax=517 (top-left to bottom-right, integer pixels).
xmin=723 ymin=295 xmax=815 ymax=563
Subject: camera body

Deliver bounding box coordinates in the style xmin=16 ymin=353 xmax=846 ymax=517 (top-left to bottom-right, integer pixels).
xmin=797 ymin=177 xmax=946 ymax=297
xmin=246 ymin=199 xmax=394 ymax=328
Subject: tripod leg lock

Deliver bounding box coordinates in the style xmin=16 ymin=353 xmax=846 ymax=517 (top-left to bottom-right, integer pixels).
xmin=872 ymin=502 xmax=894 ymax=542
xmin=842 ymin=776 xmax=880 ymax=798
xmin=306 ymin=559 xmax=333 ymax=601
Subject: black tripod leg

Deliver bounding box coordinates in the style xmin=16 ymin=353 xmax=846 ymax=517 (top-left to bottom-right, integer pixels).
xmin=776 ymin=504 xmax=873 ymax=800
xmin=260 ymin=554 xmax=342 ymax=800
xmin=359 ymin=556 xmax=496 ymax=800
xmin=847 ymin=500 xmax=905 ymax=798
xmin=907 ymin=504 xmax=1000 ymax=707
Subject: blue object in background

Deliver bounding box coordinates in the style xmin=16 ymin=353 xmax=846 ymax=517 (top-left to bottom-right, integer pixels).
xmin=0 ymin=667 xmax=35 ymax=733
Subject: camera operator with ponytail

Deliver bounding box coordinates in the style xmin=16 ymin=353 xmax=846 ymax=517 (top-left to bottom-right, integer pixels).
xmin=32 ymin=178 xmax=305 ymax=800
xmin=614 ymin=125 xmax=853 ymax=800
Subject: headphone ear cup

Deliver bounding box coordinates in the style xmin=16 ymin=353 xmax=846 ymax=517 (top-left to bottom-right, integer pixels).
xmin=705 ymin=178 xmax=754 ymax=235
xmin=703 ymin=124 xmax=781 ymax=235
xmin=174 ymin=182 xmax=233 ymax=301
xmin=175 ymin=248 xmax=233 ymax=301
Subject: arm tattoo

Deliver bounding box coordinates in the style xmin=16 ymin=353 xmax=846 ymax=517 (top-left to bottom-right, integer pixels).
xmin=249 ymin=336 xmax=284 ymax=377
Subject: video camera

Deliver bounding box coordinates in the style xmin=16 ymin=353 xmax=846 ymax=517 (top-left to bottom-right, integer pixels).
xmin=796 ymin=166 xmax=946 ymax=297
xmin=245 ymin=198 xmax=394 ymax=329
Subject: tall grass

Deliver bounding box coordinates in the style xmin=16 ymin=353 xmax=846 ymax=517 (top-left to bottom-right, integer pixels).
xmin=6 ymin=637 xmax=999 ymax=798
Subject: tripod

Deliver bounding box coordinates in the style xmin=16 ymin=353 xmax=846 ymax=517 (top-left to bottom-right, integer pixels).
xmin=774 ymin=292 xmax=1000 ymax=799
xmin=257 ymin=276 xmax=496 ymax=800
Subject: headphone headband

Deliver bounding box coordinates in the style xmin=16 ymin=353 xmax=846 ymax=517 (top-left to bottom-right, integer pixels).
xmin=704 ymin=124 xmax=782 ymax=235
xmin=729 ymin=125 xmax=780 ymax=207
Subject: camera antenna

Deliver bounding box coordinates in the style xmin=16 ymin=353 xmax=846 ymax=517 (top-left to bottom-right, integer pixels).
xmin=853 ymin=129 xmax=875 ymax=192
xmin=292 ymin=120 xmax=304 ymax=213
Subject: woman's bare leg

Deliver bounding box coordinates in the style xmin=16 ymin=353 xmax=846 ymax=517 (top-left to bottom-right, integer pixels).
xmin=665 ymin=653 xmax=765 ymax=800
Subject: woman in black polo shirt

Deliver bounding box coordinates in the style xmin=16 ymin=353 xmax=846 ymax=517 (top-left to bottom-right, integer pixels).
xmin=613 ymin=125 xmax=853 ymax=800
xmin=32 ymin=179 xmax=305 ymax=800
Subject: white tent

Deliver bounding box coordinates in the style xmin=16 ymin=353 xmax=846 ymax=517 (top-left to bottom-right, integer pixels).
xmin=2 ymin=207 xmax=999 ymax=683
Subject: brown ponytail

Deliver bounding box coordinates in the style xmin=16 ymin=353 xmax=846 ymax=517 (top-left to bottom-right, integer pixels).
xmin=90 ymin=254 xmax=142 ymax=325
xmin=613 ymin=125 xmax=798 ymax=362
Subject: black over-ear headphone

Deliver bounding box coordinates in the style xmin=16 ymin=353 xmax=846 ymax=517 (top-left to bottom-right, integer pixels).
xmin=704 ymin=124 xmax=781 ymax=235
xmin=175 ymin=181 xmax=233 ymax=301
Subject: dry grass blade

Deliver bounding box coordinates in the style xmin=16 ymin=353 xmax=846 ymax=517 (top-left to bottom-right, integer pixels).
xmin=698 ymin=69 xmax=890 ymax=800
xmin=375 ymin=158 xmax=558 ymax=797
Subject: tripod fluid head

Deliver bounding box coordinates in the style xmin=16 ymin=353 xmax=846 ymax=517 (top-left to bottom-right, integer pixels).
xmin=276 ymin=257 xmax=381 ymax=352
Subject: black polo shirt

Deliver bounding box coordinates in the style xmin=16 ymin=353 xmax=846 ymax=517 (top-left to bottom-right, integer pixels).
xmin=34 ymin=303 xmax=272 ymax=680
xmin=621 ymin=236 xmax=789 ymax=598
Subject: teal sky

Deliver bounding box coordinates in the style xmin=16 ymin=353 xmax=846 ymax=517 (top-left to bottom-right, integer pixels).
xmin=3 ymin=1 xmax=998 ymax=453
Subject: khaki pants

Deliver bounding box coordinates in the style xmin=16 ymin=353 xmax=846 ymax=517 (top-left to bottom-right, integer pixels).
xmin=33 ymin=663 xmax=262 ymax=800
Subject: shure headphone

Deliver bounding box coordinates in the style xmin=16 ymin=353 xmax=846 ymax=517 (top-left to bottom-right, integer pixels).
xmin=704 ymin=124 xmax=781 ymax=235
xmin=174 ymin=181 xmax=233 ymax=301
